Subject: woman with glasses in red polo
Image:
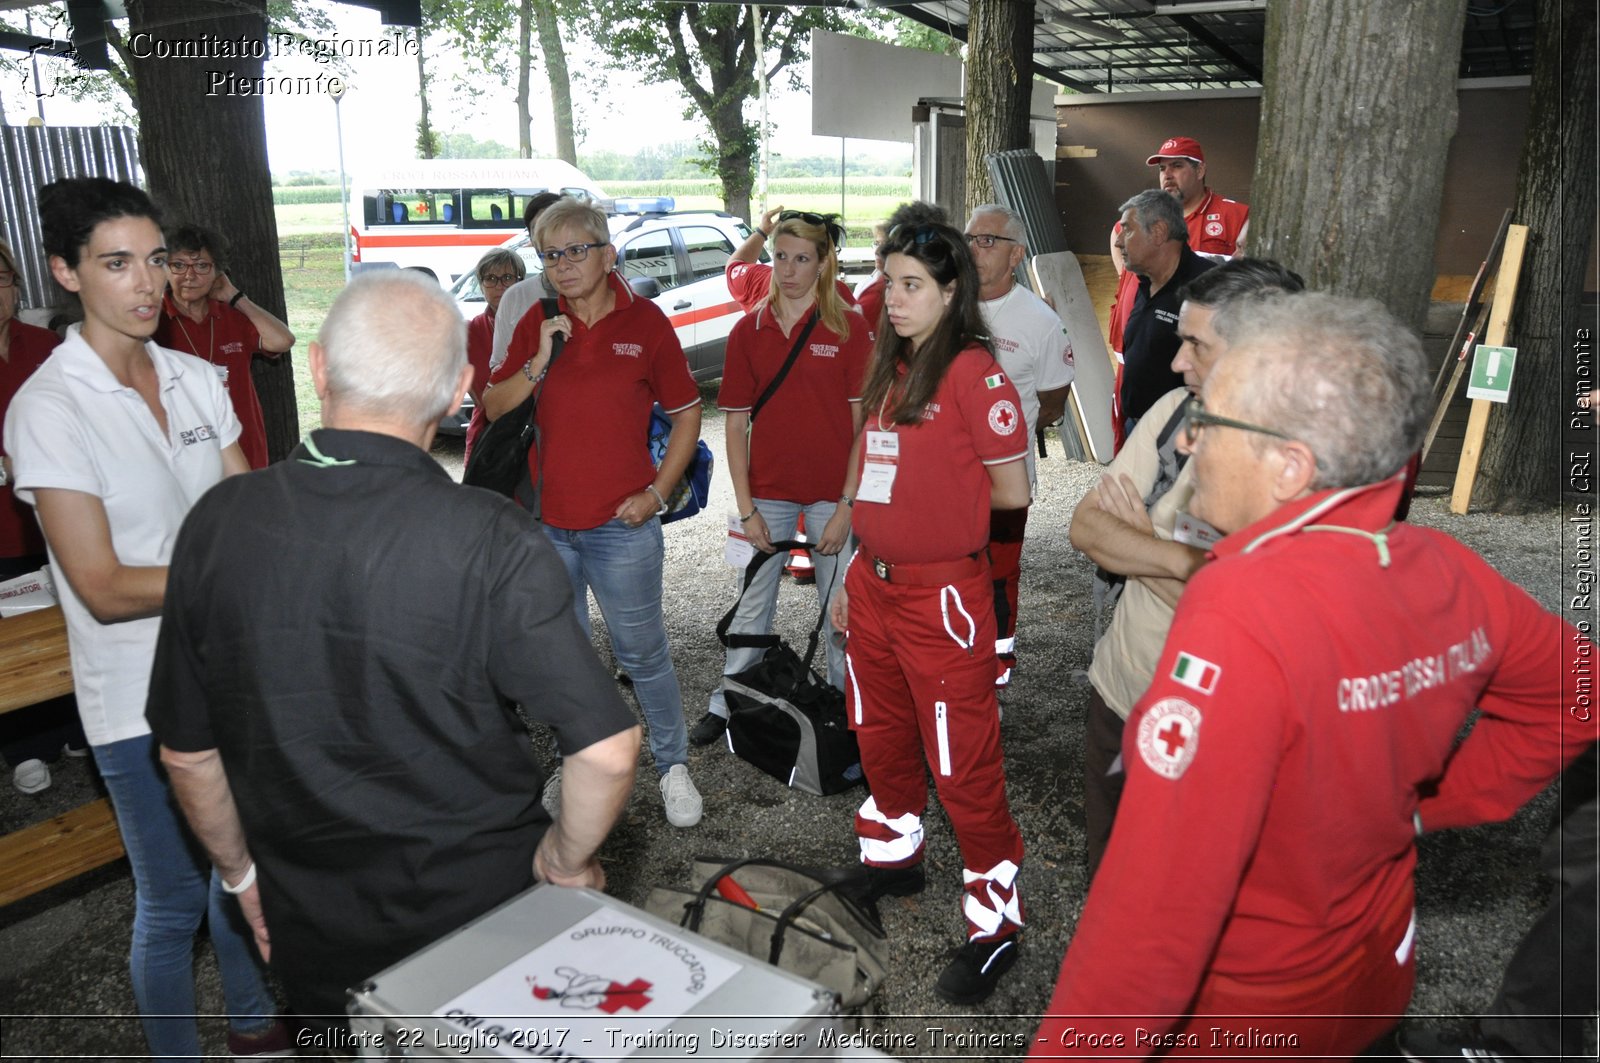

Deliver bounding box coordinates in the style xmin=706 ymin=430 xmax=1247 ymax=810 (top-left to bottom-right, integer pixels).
xmin=153 ymin=225 xmax=294 ymax=469
xmin=689 ymin=212 xmax=870 ymax=747
xmin=463 ymin=248 xmax=527 ymax=463
xmin=483 ymin=195 xmax=704 ymax=830
xmin=829 ymin=220 xmax=1031 ymax=1006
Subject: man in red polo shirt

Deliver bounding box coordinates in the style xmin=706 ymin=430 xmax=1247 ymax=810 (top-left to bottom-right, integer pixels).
xmin=155 ymin=224 xmax=294 ymax=468
xmin=1108 ymin=137 xmax=1249 ymax=364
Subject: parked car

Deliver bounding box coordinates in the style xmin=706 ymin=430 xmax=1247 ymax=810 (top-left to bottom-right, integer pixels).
xmin=438 ymin=200 xmax=762 ymax=435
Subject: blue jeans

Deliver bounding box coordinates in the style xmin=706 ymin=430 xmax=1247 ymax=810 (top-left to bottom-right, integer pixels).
xmin=707 ymin=498 xmax=847 ymax=719
xmin=543 ymin=518 xmax=687 ymax=773
xmin=92 ymin=734 xmax=278 ymax=1061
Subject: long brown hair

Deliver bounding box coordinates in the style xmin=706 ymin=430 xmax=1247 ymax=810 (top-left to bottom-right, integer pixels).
xmin=765 ymin=213 xmax=850 ymax=340
xmin=859 ymin=222 xmax=991 ymax=425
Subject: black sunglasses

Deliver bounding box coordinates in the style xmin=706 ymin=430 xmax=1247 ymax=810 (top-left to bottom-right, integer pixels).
xmin=777 ymin=210 xmax=844 ymax=250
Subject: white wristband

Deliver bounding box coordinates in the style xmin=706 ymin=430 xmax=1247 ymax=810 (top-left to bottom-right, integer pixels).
xmin=221 ymin=861 xmax=257 ymax=894
xmin=645 ymin=484 xmax=668 ymax=515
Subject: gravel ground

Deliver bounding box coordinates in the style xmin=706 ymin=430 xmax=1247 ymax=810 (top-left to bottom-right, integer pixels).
xmin=0 ymin=386 xmax=1588 ymax=1059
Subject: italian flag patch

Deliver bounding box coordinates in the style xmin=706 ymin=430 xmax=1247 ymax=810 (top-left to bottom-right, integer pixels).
xmin=984 ymin=373 xmax=1006 ymax=389
xmin=1171 ymin=652 xmax=1221 ymax=694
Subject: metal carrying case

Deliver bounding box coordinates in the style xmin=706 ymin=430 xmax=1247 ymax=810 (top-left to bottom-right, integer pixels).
xmin=346 ymin=884 xmax=843 ymax=1060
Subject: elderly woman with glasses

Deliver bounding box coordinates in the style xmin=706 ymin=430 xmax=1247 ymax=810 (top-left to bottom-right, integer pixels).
xmin=483 ymin=196 xmax=704 ymax=829
xmin=153 ymin=224 xmax=294 ymax=469
xmin=689 ymin=211 xmax=871 ymax=747
xmin=463 ymin=247 xmax=527 ymax=462
xmin=828 ymin=220 xmax=1032 ymax=1006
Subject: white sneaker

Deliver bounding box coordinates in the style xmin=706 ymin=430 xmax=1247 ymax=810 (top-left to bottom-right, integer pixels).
xmin=12 ymin=758 xmax=50 ymax=794
xmin=659 ymin=764 xmax=702 ymax=828
xmin=541 ymin=769 xmax=561 ymax=819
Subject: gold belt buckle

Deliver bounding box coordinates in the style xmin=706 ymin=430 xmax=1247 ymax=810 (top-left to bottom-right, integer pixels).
xmin=873 ymin=557 xmax=890 ymax=580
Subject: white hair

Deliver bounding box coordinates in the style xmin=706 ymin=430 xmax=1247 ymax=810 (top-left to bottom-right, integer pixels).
xmin=318 ymin=270 xmax=466 ymax=425
xmin=968 ymin=203 xmax=1026 ymax=246
xmin=1222 ymin=291 xmax=1429 ymax=490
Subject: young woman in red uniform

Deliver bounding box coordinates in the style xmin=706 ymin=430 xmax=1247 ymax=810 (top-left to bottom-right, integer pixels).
xmin=462 ymin=248 xmax=526 ymax=463
xmin=690 ymin=213 xmax=870 ymax=745
xmin=155 ymin=225 xmax=294 ymax=468
xmin=829 ymin=220 xmax=1032 ymax=1004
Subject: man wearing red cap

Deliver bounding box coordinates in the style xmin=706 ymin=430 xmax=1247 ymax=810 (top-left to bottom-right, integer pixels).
xmin=1107 ymin=138 xmax=1250 ymax=446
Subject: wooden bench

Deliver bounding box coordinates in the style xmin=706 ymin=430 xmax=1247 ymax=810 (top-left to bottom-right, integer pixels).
xmin=0 ymin=797 xmax=124 ymax=907
xmin=0 ymin=606 xmax=127 ymax=906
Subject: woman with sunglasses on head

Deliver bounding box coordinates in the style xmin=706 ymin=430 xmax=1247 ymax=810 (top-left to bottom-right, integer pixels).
xmin=463 ymin=247 xmax=527 ymax=463
xmin=483 ymin=196 xmax=704 ymax=829
xmin=851 ymin=202 xmax=950 ymax=341
xmin=154 ymin=224 xmax=294 ymax=469
xmin=726 ymin=205 xmax=860 ymax=313
xmin=5 ymin=179 xmax=286 ymax=1059
xmin=690 ymin=212 xmax=871 ymax=746
xmin=828 ymin=221 xmax=1032 ymax=1005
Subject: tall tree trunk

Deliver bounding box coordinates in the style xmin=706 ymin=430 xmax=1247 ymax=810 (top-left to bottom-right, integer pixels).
xmin=415 ymin=28 xmax=437 ymax=159
xmin=518 ymin=0 xmax=533 ymax=157
xmin=964 ymin=0 xmax=1034 ymax=214
xmin=124 ymin=0 xmax=296 ymax=461
xmin=1251 ymin=0 xmax=1468 ymax=332
xmin=711 ymin=101 xmax=756 ymax=224
xmin=1474 ymin=0 xmax=1597 ymax=512
xmin=535 ymin=1 xmax=576 ymax=164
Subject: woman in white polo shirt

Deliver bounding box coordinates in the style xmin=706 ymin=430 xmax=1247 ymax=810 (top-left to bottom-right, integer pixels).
xmin=4 ymin=179 xmax=286 ymax=1060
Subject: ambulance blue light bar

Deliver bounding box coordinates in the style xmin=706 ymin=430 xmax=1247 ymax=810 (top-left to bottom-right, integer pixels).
xmin=610 ymin=196 xmax=676 ymax=215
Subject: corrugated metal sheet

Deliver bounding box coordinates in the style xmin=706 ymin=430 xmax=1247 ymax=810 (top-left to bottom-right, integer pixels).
xmin=986 ymin=148 xmax=1088 ymax=461
xmin=986 ymin=149 xmax=1066 ymax=256
xmin=1 ymin=125 xmax=141 ymax=311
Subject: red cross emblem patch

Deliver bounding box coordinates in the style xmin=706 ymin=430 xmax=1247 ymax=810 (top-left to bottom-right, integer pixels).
xmin=1136 ymin=697 xmax=1203 ymax=779
xmin=988 ymin=399 xmax=1020 ymax=436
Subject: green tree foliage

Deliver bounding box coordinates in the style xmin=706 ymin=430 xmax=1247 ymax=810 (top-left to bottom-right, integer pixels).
xmin=436 ymin=132 xmax=519 ymax=159
xmin=579 ymin=1 xmax=849 ymax=221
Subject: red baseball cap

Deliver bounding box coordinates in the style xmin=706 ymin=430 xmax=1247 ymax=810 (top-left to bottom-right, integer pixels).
xmin=1146 ymin=136 xmax=1205 ymax=166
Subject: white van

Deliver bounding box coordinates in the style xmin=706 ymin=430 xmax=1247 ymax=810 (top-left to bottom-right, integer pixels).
xmin=348 ymin=159 xmax=605 ymax=283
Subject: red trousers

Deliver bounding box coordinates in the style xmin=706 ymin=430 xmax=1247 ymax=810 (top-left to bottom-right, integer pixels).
xmin=843 ymin=556 xmax=1025 ymax=941
xmin=988 ymin=505 xmax=1029 ymax=685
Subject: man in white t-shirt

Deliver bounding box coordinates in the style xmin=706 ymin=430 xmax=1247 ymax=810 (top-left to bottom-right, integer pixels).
xmin=964 ymin=204 xmax=1075 ymax=687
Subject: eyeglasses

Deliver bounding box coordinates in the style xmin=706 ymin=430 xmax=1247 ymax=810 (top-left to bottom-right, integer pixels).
xmin=0 ymin=270 xmax=14 ymax=288
xmin=1181 ymin=395 xmax=1292 ymax=448
xmin=168 ymin=259 xmax=216 ymax=276
xmin=479 ymin=273 xmax=521 ymax=287
xmin=537 ymin=242 xmax=606 ymax=267
xmin=964 ymin=233 xmax=1019 ymax=250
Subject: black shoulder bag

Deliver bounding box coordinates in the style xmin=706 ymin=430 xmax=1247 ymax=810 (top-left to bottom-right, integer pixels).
xmin=750 ymin=309 xmax=820 ymax=425
xmin=462 ymin=298 xmax=563 ymax=509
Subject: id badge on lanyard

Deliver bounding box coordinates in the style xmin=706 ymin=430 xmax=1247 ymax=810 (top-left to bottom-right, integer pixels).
xmin=857 ymin=429 xmax=899 ymax=503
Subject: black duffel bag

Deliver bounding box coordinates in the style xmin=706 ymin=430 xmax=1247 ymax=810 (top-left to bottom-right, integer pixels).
xmin=716 ymin=540 xmax=863 ymax=796
xmin=461 ymin=297 xmax=559 ymax=509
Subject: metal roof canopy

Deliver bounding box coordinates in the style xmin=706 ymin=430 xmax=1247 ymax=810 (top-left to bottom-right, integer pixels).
xmin=889 ymin=0 xmax=1534 ymax=95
